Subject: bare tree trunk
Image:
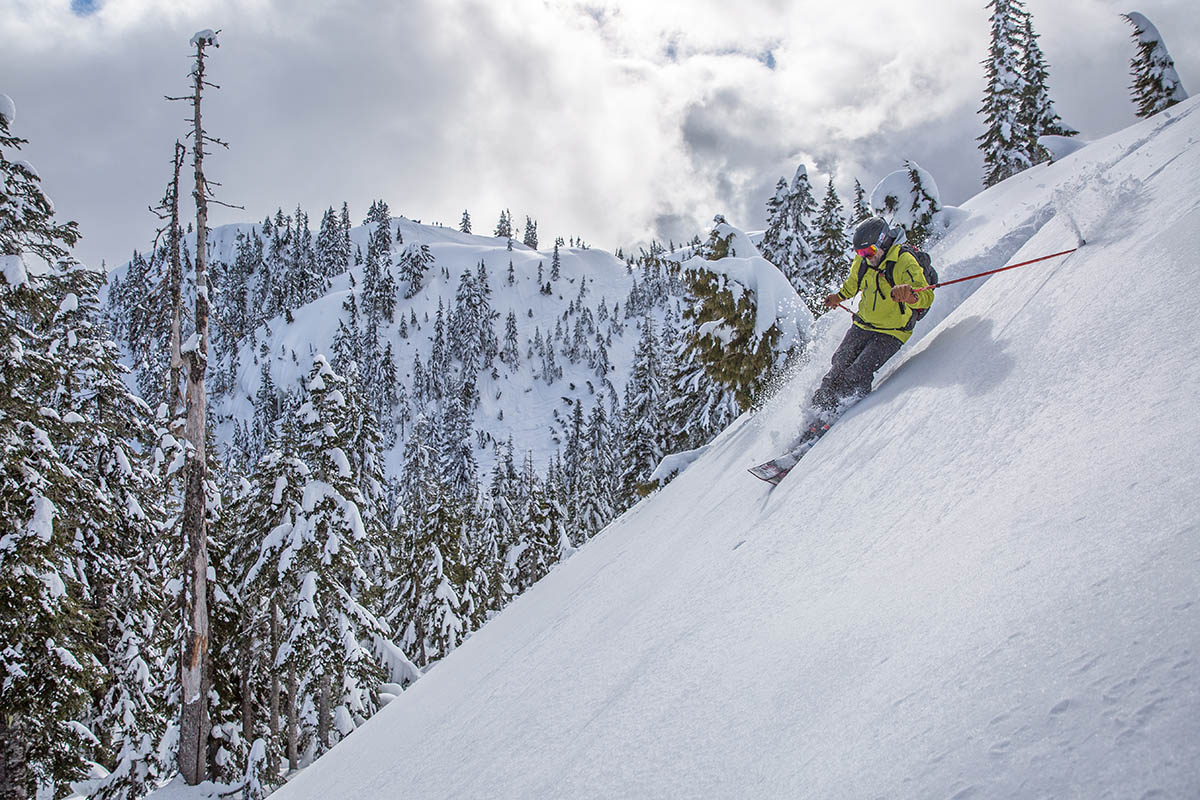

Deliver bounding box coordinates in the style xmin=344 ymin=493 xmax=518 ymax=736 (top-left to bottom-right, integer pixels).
xmin=287 ymin=663 xmax=299 ymax=771
xmin=240 ymin=625 xmax=254 ymax=745
xmin=317 ymin=672 xmax=331 ymax=755
xmin=269 ymin=599 xmax=280 ymax=778
xmin=179 ymin=33 xmax=214 ymax=786
xmin=0 ymin=717 xmax=29 ymax=800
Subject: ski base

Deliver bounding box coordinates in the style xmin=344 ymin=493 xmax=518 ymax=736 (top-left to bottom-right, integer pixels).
xmin=747 ymin=447 xmax=806 ymax=485
xmin=748 ymin=423 xmax=831 ymax=485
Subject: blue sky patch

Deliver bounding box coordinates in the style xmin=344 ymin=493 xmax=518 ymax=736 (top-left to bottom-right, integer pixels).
xmin=71 ymin=0 xmax=100 ymax=16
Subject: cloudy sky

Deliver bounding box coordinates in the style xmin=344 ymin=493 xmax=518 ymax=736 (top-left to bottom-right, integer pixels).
xmin=3 ymin=0 xmax=1197 ymax=268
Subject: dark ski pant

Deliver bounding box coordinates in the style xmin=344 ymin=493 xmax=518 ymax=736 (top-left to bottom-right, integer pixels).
xmin=810 ymin=324 xmax=902 ymax=417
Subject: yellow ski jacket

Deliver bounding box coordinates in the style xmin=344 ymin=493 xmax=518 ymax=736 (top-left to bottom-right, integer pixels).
xmin=835 ymin=243 xmax=934 ymax=343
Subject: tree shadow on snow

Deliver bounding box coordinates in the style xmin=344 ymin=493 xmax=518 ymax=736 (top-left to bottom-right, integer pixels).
xmin=880 ymin=315 xmax=1016 ymax=399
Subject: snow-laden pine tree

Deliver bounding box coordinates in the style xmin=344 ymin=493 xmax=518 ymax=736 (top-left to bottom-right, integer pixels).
xmin=362 ymin=216 xmax=396 ymax=325
xmin=574 ymin=401 xmax=618 ymax=541
xmin=676 ymin=219 xmax=807 ymax=416
xmin=1123 ymin=12 xmax=1189 ymax=118
xmin=232 ymin=422 xmax=309 ymax=787
xmin=663 ymin=318 xmax=740 ymax=458
xmin=618 ymin=317 xmax=667 ymax=499
xmin=979 ymin=0 xmax=1033 ymax=187
xmin=760 ymin=165 xmax=816 ymax=292
xmin=851 ymin=179 xmax=871 ymax=224
xmin=493 ymin=209 xmax=512 ymax=239
xmin=267 ymin=357 xmax=390 ymax=763
xmin=483 ymin=441 xmax=521 ymax=610
xmin=391 ymin=413 xmax=467 ymax=666
xmin=46 ymin=265 xmax=172 ymax=800
xmin=316 ymin=206 xmax=348 ymax=280
xmin=0 ymin=91 xmax=100 ymax=799
xmin=510 ymin=456 xmax=572 ymax=594
xmin=364 ymin=199 xmax=390 ymax=228
xmin=459 ymin=209 xmax=471 ymax=234
xmin=399 ymin=242 xmax=434 ymax=300
xmin=809 ymin=177 xmax=850 ymax=314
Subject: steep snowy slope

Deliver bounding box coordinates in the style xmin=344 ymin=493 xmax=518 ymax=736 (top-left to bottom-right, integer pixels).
xmin=272 ymin=99 xmax=1200 ymax=799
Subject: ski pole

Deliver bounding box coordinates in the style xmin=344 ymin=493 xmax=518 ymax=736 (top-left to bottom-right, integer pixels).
xmin=918 ymin=245 xmax=1081 ymax=292
xmin=833 ymin=245 xmax=1081 ymax=313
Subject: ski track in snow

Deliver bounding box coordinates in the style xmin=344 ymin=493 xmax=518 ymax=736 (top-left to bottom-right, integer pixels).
xmin=246 ymin=99 xmax=1200 ymax=800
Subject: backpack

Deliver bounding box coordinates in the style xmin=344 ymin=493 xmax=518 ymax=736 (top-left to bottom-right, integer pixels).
xmin=855 ymin=244 xmax=939 ymax=330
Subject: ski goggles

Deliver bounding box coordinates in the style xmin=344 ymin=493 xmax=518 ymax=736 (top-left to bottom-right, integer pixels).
xmin=855 ymin=244 xmax=879 ymax=259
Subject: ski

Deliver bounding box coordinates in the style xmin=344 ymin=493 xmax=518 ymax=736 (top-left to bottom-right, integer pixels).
xmin=747 ymin=420 xmax=831 ymax=485
xmin=747 ymin=442 xmax=812 ymax=485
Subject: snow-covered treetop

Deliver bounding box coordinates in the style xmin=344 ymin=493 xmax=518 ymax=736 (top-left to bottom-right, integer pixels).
xmin=871 ymin=164 xmax=940 ymax=222
xmin=1123 ymin=11 xmax=1189 ymax=112
xmin=190 ymin=29 xmax=219 ymax=47
xmin=681 ymin=220 xmax=811 ymax=353
xmin=1123 ymin=12 xmax=1164 ymax=45
xmin=0 ymin=93 xmax=14 ymax=126
xmin=870 ymin=162 xmax=942 ymax=246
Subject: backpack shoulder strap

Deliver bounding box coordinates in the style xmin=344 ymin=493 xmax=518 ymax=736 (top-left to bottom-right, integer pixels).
xmin=884 ymin=244 xmax=922 ymax=286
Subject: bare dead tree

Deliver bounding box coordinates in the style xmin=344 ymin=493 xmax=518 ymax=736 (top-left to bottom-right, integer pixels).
xmin=168 ymin=28 xmax=226 ymax=785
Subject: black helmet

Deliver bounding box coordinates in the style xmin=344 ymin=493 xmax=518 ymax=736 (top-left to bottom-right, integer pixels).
xmin=851 ymin=216 xmax=889 ymax=251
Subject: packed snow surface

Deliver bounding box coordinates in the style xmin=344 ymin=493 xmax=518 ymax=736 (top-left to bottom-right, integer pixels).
xmin=285 ymin=100 xmax=1200 ymax=798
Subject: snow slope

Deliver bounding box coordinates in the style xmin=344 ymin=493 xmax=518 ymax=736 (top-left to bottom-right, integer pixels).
xmin=271 ymin=99 xmax=1200 ymax=799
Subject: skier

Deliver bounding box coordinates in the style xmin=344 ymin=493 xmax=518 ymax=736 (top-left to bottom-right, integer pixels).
xmin=800 ymin=216 xmax=933 ymax=444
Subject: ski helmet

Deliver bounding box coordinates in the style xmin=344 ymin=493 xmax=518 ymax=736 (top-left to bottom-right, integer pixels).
xmin=851 ymin=216 xmax=890 ymax=251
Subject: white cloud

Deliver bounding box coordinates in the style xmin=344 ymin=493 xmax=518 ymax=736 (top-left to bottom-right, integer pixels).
xmin=1 ymin=0 xmax=1197 ymax=268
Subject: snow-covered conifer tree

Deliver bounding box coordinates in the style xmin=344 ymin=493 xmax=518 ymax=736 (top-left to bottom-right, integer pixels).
xmin=362 ymin=218 xmax=396 ymax=324
xmin=0 ymin=91 xmax=105 ymax=797
xmin=272 ymin=357 xmax=390 ymax=759
xmin=510 ymin=462 xmax=571 ymax=594
xmin=459 ymin=209 xmax=471 ymax=234
xmin=809 ymin=177 xmax=850 ymax=314
xmin=979 ymin=0 xmax=1033 ymax=186
xmin=500 ymin=310 xmax=521 ymax=368
xmin=759 ymin=166 xmax=816 ymax=292
xmin=364 ymin=199 xmax=390 ymax=228
xmin=678 ymin=220 xmax=807 ymax=415
xmin=617 ymin=317 xmax=666 ymax=499
xmin=399 ymin=242 xmax=434 ymax=300
xmin=493 ymin=209 xmax=512 ymax=239
xmin=45 ymin=265 xmax=171 ymax=800
xmin=851 ymin=178 xmax=871 ymax=223
xmin=1123 ymin=12 xmax=1189 ymax=118
xmin=575 ymin=401 xmax=617 ymax=540
xmin=316 ymin=206 xmax=346 ymax=279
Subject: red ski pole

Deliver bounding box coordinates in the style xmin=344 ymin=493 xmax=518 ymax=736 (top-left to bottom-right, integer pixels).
xmin=832 ymin=245 xmax=1081 ymax=313
xmin=917 ymin=246 xmax=1080 ymax=292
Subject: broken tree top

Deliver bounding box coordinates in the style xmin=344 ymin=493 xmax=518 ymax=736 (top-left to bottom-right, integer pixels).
xmin=190 ymin=29 xmax=219 ymax=47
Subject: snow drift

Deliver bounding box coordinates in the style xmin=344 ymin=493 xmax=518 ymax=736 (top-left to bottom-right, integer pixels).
xmin=271 ymin=99 xmax=1200 ymax=799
